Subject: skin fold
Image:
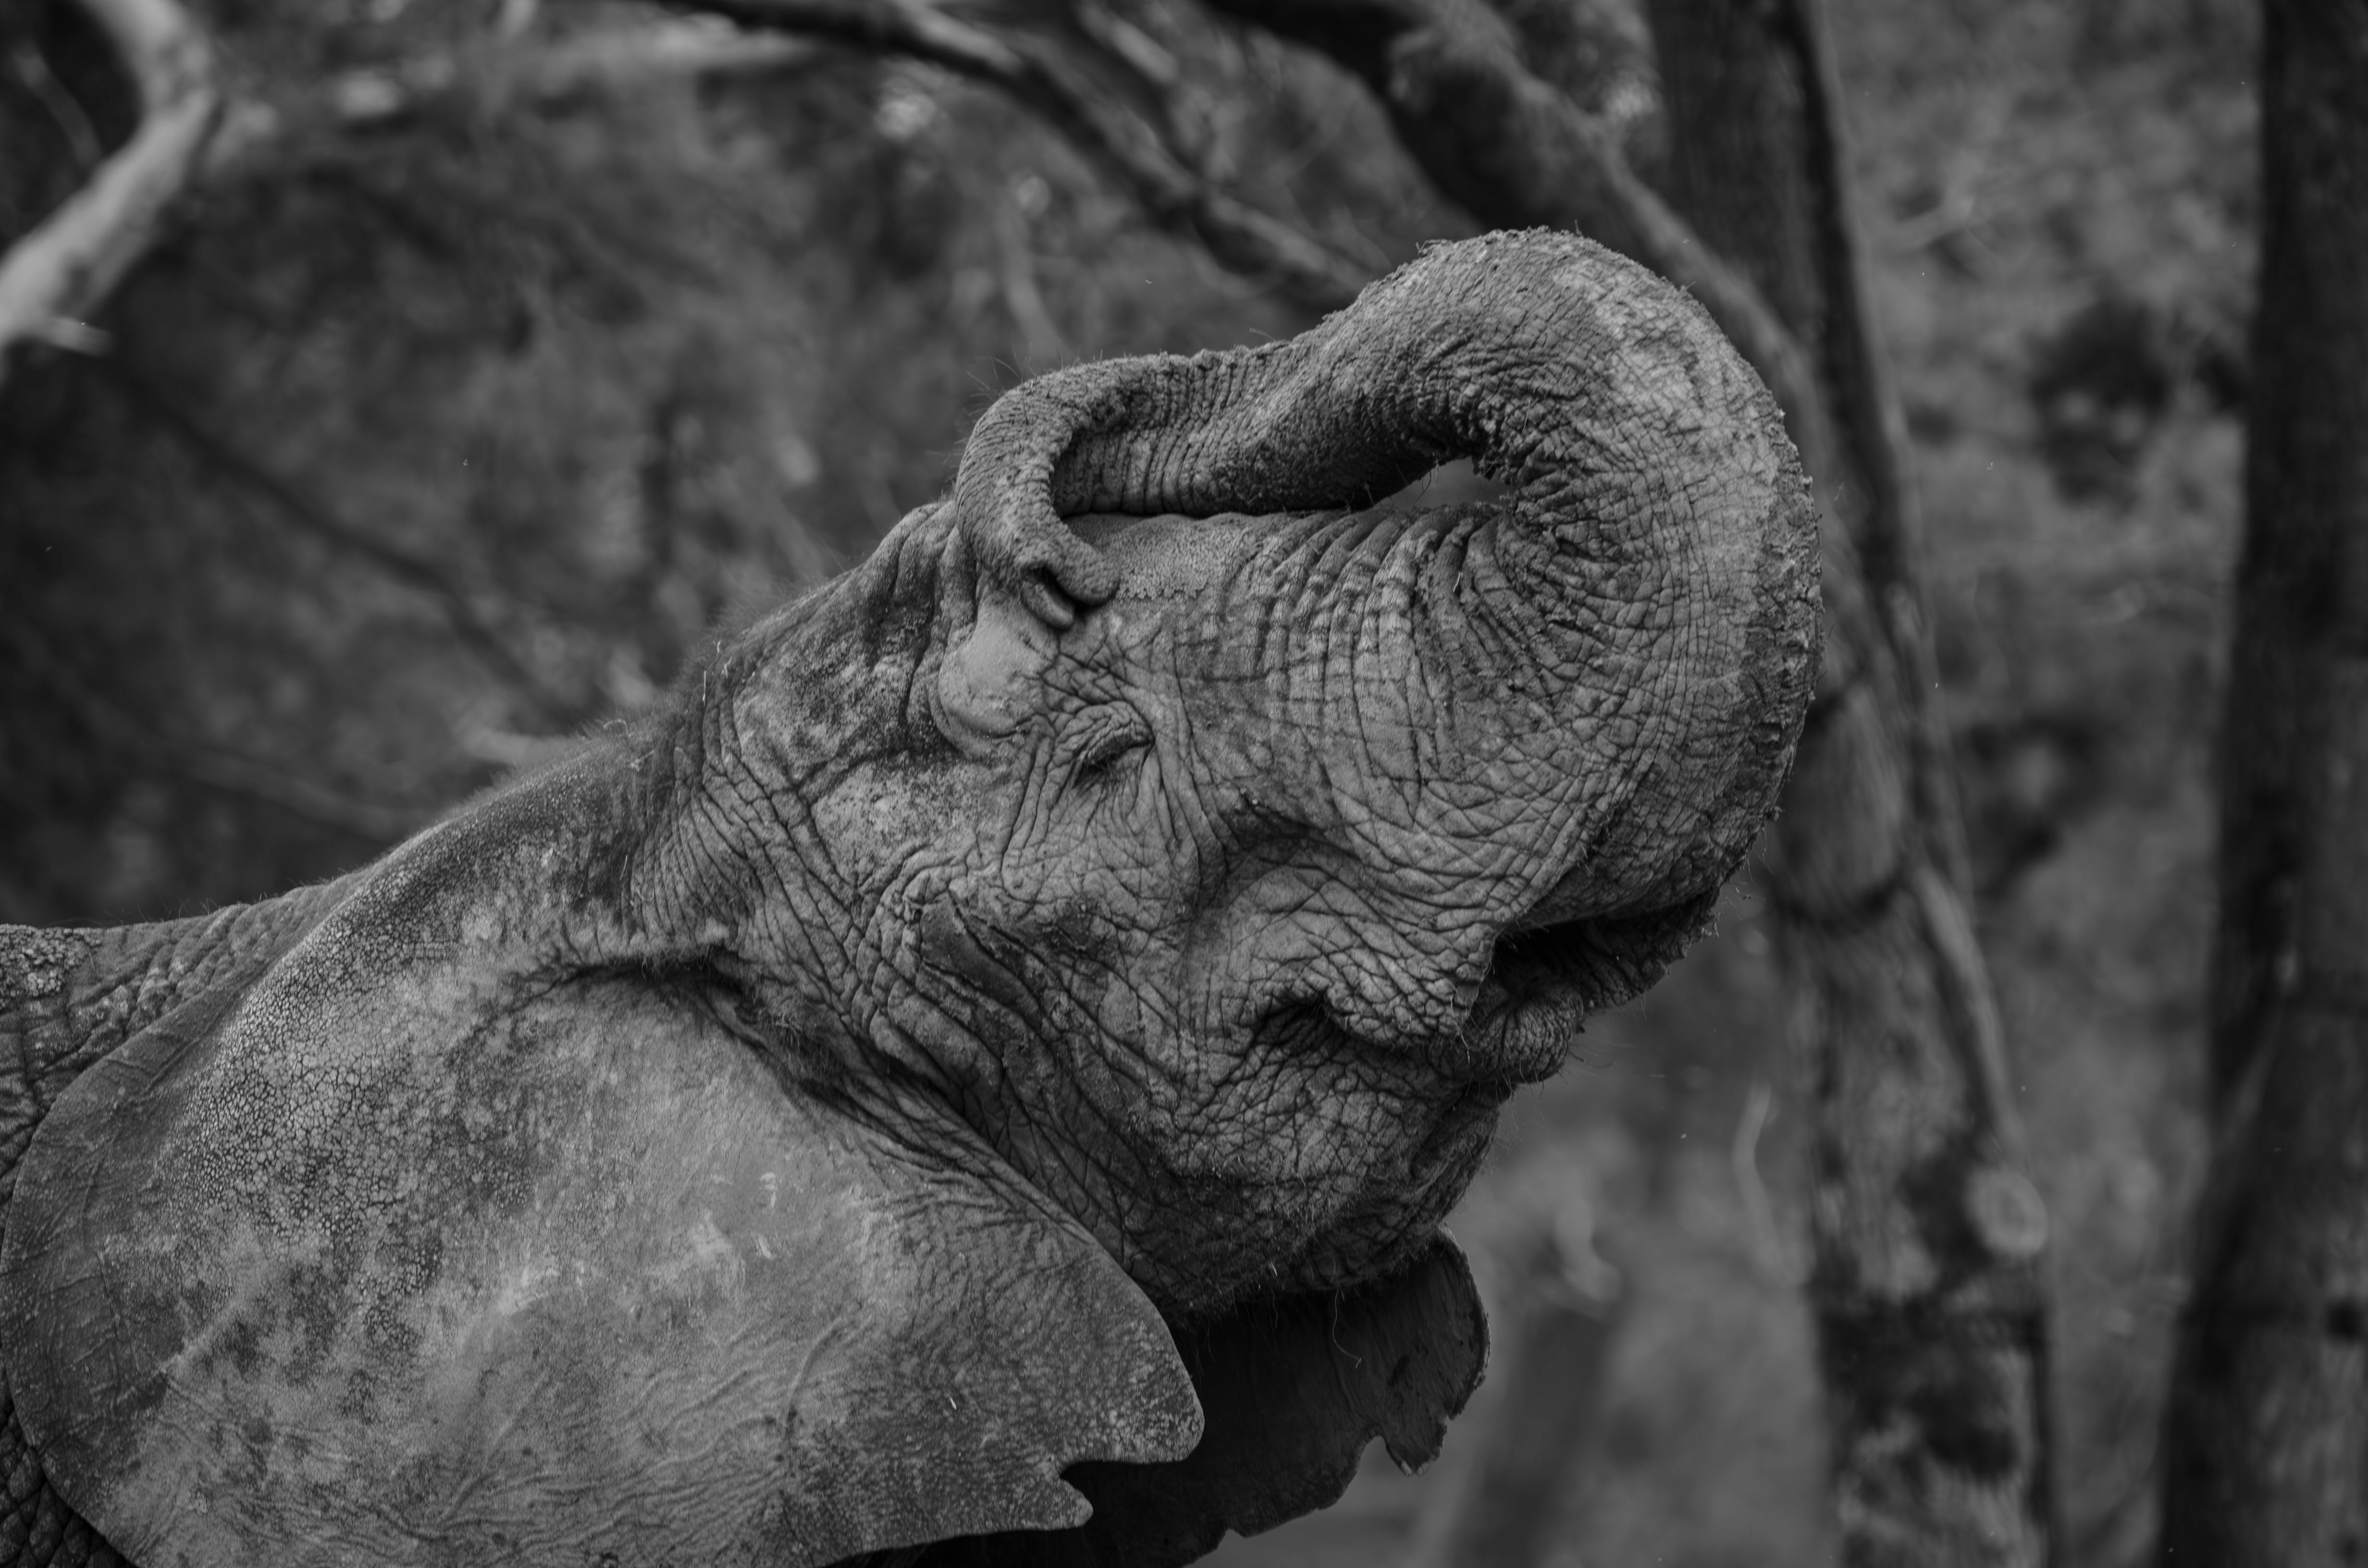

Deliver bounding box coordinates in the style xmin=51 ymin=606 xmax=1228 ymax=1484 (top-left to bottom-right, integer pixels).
xmin=0 ymin=229 xmax=1818 ymax=1568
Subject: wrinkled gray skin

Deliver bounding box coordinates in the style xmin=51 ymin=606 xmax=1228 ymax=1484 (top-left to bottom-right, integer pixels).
xmin=0 ymin=231 xmax=1817 ymax=1568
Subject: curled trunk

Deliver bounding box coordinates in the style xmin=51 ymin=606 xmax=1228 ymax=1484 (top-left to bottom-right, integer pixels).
xmin=955 ymin=232 xmax=1821 ymax=1017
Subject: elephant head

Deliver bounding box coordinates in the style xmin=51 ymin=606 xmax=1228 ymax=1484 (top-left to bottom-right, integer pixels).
xmin=0 ymin=230 xmax=1816 ymax=1568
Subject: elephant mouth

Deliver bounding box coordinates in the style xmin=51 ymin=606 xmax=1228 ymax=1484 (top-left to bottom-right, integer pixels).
xmin=1460 ymin=895 xmax=1719 ymax=1082
xmin=1462 ymin=919 xmax=1606 ymax=1081
xmin=1273 ymin=918 xmax=1627 ymax=1088
xmin=1256 ymin=894 xmax=1715 ymax=1088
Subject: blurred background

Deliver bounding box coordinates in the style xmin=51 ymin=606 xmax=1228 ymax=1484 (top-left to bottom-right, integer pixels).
xmin=0 ymin=0 xmax=2257 ymax=1561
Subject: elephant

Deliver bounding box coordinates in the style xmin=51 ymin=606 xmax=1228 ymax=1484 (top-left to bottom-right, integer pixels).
xmin=0 ymin=227 xmax=1818 ymax=1568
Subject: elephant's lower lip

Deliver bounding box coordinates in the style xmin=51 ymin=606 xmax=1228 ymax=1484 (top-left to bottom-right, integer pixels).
xmin=1463 ymin=917 xmax=1611 ymax=1081
xmin=1467 ymin=978 xmax=1587 ymax=1079
xmin=1267 ymin=917 xmax=1619 ymax=1085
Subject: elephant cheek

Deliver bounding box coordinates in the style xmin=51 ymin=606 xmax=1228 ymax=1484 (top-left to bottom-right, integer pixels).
xmin=917 ymin=901 xmax=1048 ymax=1035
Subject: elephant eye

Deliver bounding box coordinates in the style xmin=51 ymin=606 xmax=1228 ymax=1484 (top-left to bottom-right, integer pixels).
xmin=1072 ymin=704 xmax=1152 ymax=779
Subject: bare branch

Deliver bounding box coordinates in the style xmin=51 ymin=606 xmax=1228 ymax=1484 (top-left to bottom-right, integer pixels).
xmin=678 ymin=0 xmax=1372 ymax=312
xmin=1071 ymin=1 xmax=1184 ymax=91
xmin=0 ymin=12 xmax=823 ymax=386
xmin=0 ymin=0 xmax=223 ymax=391
xmin=1068 ymin=0 xmax=1218 ymax=170
xmin=10 ymin=40 xmax=107 ymax=170
xmin=269 ymin=18 xmax=819 ymax=139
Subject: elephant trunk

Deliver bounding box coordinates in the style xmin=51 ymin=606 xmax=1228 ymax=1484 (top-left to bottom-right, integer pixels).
xmin=955 ymin=229 xmax=1820 ymax=1062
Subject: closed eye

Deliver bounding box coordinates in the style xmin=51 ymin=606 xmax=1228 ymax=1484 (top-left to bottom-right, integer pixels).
xmin=1072 ymin=704 xmax=1153 ymax=780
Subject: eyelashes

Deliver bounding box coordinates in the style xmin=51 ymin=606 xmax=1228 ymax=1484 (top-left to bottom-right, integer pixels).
xmin=1071 ymin=704 xmax=1153 ymax=780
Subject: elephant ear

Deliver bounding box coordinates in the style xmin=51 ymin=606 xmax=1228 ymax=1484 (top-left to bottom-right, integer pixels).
xmin=0 ymin=971 xmax=1202 ymax=1568
xmin=919 ymin=1234 xmax=1488 ymax=1568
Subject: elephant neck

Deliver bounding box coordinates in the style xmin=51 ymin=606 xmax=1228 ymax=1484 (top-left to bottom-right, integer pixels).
xmin=294 ymin=746 xmax=746 ymax=1002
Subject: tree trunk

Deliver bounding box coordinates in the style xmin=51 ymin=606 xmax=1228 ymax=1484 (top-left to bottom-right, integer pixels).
xmin=1645 ymin=1 xmax=2058 ymax=1562
xmin=2156 ymin=1 xmax=2368 ymax=1562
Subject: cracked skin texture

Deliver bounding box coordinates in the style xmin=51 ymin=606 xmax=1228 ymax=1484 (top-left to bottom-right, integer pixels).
xmin=0 ymin=230 xmax=1817 ymax=1568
